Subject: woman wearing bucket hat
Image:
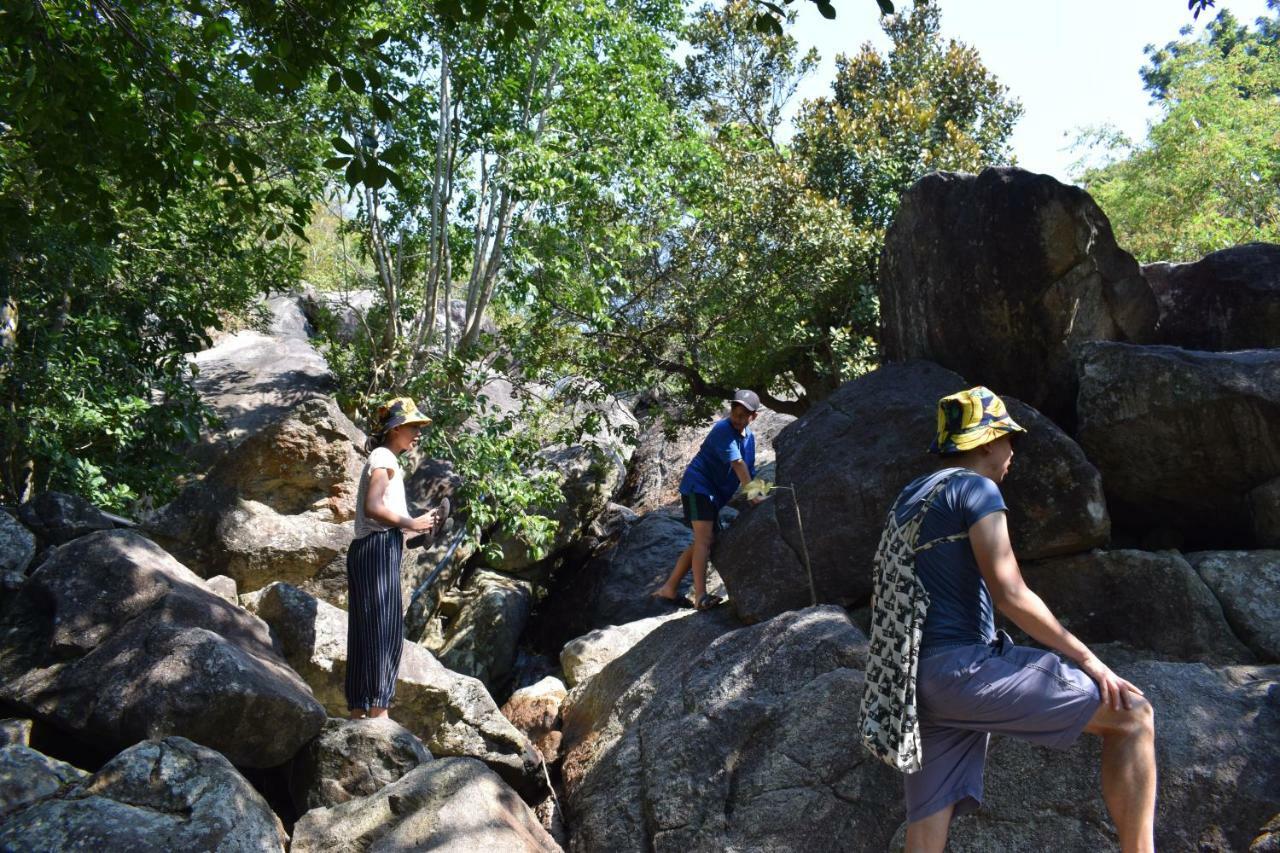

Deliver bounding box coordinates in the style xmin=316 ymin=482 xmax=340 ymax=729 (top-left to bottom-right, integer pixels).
xmin=652 ymin=389 xmax=763 ymax=610
xmin=345 ymin=396 xmax=450 ymax=720
xmin=859 ymin=386 xmax=1156 ymax=853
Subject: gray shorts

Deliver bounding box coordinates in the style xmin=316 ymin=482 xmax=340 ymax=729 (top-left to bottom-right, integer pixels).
xmin=904 ymin=632 xmax=1101 ymax=823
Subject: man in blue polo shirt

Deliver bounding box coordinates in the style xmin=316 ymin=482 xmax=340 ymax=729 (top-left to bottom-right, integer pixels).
xmin=652 ymin=389 xmax=759 ymax=610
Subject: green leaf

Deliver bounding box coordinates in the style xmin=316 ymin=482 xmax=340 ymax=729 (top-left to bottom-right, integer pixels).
xmin=753 ymin=12 xmax=783 ymax=35
xmin=342 ymin=67 xmax=366 ymax=93
xmin=265 ymin=221 xmax=284 ymax=240
xmin=366 ymin=67 xmax=384 ymax=89
xmin=332 ymin=136 xmax=356 ymax=155
xmin=371 ymin=96 xmax=392 ymax=121
xmin=345 ymin=159 xmax=363 ymax=187
xmin=327 ymin=71 xmax=343 ymax=93
xmin=323 ymin=156 xmax=352 ymax=169
xmin=288 ymin=222 xmax=310 ymax=242
xmin=174 ymin=85 xmax=197 ymax=112
xmin=371 ymin=28 xmax=392 ymax=45
xmin=817 ymin=1 xmax=837 ymax=20
xmin=876 ymin=0 xmax=894 ymax=14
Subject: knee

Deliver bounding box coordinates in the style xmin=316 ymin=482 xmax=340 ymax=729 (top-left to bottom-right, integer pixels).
xmin=1119 ymin=696 xmax=1155 ymax=740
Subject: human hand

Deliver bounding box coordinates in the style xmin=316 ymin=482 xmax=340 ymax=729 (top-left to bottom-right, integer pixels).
xmin=406 ymin=512 xmax=436 ymax=533
xmin=1079 ymin=654 xmax=1144 ymax=711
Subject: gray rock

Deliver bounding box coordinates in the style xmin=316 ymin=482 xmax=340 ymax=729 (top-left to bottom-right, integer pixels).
xmin=936 ymin=661 xmax=1280 ymax=853
xmin=561 ymin=606 xmax=904 ymax=852
xmin=0 ymin=511 xmax=34 ymax=575
xmin=0 ymin=737 xmax=287 ymax=852
xmin=715 ymin=361 xmax=1109 ymax=623
xmin=879 ymin=167 xmax=1156 ymax=424
xmin=189 ymin=294 xmax=334 ymax=468
xmin=1255 ymin=814 xmax=1280 ymax=852
xmin=500 ymin=676 xmax=567 ymax=765
xmin=0 ymin=744 xmax=86 ymax=819
xmin=560 ymin=610 xmax=695 ymax=688
xmin=144 ymin=395 xmax=366 ymax=606
xmin=1250 ymin=478 xmax=1280 ymax=547
xmin=289 ymin=716 xmax=432 ymax=813
xmin=427 ymin=569 xmax=533 ymax=692
xmin=1022 ymin=549 xmax=1253 ymax=663
xmin=241 ymin=581 xmax=541 ymax=795
xmin=290 ymin=757 xmax=560 ymax=852
xmin=1186 ymin=551 xmax=1280 ymax=662
xmin=1144 ymin=242 xmax=1280 ymax=350
xmin=205 ymin=574 xmax=239 ymax=604
xmin=0 ymin=719 xmax=30 ymax=747
xmin=16 ymin=491 xmax=117 ymax=547
xmin=542 ymin=511 xmax=725 ymax=642
xmin=0 ymin=531 xmax=324 ymax=767
xmin=1076 ymin=342 xmax=1280 ymax=547
xmin=488 ymin=380 xmax=639 ymax=572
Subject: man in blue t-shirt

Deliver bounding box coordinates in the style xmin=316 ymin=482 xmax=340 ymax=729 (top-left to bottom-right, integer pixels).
xmin=888 ymin=387 xmax=1157 ymax=853
xmin=652 ymin=389 xmax=760 ymax=610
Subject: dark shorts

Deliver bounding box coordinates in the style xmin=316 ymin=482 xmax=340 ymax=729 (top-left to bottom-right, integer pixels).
xmin=681 ymin=492 xmax=718 ymax=527
xmin=904 ymin=632 xmax=1101 ymax=823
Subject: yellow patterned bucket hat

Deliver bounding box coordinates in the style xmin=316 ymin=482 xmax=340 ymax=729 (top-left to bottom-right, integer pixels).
xmin=375 ymin=396 xmax=432 ymax=434
xmin=929 ymin=386 xmax=1025 ymax=455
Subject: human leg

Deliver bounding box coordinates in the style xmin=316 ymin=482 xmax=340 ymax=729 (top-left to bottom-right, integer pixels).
xmin=688 ymin=519 xmax=714 ymax=603
xmin=345 ymin=530 xmax=404 ymax=715
xmin=904 ymin=802 xmax=956 ymax=853
xmin=1084 ymin=698 xmax=1156 ymax=853
xmin=654 ymin=543 xmax=693 ymax=600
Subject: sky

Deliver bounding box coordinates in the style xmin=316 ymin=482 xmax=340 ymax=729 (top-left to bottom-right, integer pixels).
xmin=781 ymin=0 xmax=1276 ymax=184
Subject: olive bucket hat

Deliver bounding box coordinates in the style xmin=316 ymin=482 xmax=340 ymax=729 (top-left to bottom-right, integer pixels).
xmin=375 ymin=396 xmax=432 ymax=434
xmin=928 ymin=386 xmax=1026 ymax=455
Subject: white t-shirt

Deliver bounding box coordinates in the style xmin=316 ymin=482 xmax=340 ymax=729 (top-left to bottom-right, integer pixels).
xmin=353 ymin=446 xmax=409 ymax=539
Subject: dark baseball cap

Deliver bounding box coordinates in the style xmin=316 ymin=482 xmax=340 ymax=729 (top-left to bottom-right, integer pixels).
xmin=726 ymin=389 xmax=761 ymax=412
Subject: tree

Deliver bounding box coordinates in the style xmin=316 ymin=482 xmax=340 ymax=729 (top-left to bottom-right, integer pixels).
xmin=0 ymin=0 xmax=377 ymax=505
xmin=1078 ymin=11 xmax=1280 ymax=262
xmin=1142 ymin=1 xmax=1279 ymax=101
xmin=793 ymin=1 xmax=1021 ymax=232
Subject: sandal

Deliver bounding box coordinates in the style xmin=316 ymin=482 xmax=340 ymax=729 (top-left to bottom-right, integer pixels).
xmin=406 ymin=497 xmax=452 ymax=549
xmin=650 ymin=590 xmax=694 ymax=609
xmin=695 ymin=593 xmax=724 ymax=611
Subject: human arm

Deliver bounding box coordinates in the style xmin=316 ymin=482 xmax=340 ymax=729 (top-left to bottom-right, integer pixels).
xmin=364 ymin=467 xmax=436 ymax=532
xmin=969 ymin=511 xmax=1143 ymax=710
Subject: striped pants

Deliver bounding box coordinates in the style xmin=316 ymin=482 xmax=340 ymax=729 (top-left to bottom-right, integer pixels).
xmin=345 ymin=529 xmax=404 ymax=710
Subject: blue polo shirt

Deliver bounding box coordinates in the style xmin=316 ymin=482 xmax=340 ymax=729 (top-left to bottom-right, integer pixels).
xmin=679 ymin=418 xmax=756 ymax=507
xmin=893 ymin=468 xmax=1007 ymax=652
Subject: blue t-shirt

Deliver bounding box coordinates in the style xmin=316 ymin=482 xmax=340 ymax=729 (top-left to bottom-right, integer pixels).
xmin=893 ymin=468 xmax=1007 ymax=652
xmin=679 ymin=418 xmax=756 ymax=506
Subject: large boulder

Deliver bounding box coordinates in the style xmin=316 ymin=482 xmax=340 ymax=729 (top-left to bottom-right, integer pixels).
xmin=486 ymin=378 xmax=639 ymax=573
xmin=714 ymin=361 xmax=1109 ymax=624
xmin=422 ymin=569 xmax=533 ymax=692
xmin=0 ymin=531 xmax=324 ymax=767
xmin=288 ymin=716 xmax=432 ymax=813
xmin=1076 ymin=342 xmax=1280 ymax=547
xmin=1186 ymin=551 xmax=1280 ymax=662
xmin=16 ymin=491 xmax=118 ymax=548
xmin=561 ymin=606 xmax=904 ymax=852
xmin=0 ymin=511 xmax=34 ymax=575
xmin=1022 ymin=549 xmax=1252 ymax=663
xmin=1144 ymin=242 xmax=1280 ymax=350
xmin=189 ymin=294 xmax=334 ymax=468
xmin=935 ymin=661 xmax=1280 ymax=852
xmin=0 ymin=737 xmax=288 ymax=852
xmin=291 ymin=757 xmax=560 ymax=853
xmin=879 ymin=167 xmax=1156 ymax=425
xmin=500 ymin=676 xmax=566 ymax=765
xmin=241 ymin=581 xmax=541 ymax=795
xmin=0 ymin=744 xmax=86 ymax=819
xmin=144 ymin=395 xmax=365 ymax=606
xmin=560 ymin=610 xmax=695 ymax=688
xmin=540 ymin=511 xmax=725 ymax=645
xmin=620 ymin=405 xmax=795 ymax=513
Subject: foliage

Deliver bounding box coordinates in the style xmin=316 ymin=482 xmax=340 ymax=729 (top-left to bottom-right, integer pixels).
xmin=1078 ymin=7 xmax=1280 ymax=261
xmin=0 ymin=0 xmax=363 ymax=506
xmin=793 ymin=1 xmax=1022 ymax=232
xmin=1142 ymin=2 xmax=1279 ymax=101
